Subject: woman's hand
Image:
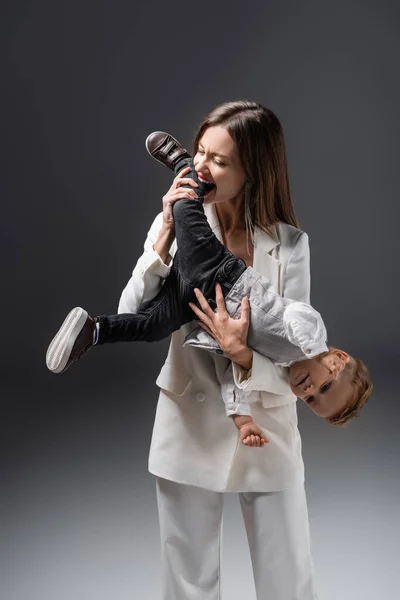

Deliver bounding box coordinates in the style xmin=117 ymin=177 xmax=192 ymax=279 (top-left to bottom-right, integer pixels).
xmin=153 ymin=167 xmax=199 ymax=265
xmin=189 ymin=283 xmax=253 ymax=370
xmin=161 ymin=166 xmax=199 ymax=231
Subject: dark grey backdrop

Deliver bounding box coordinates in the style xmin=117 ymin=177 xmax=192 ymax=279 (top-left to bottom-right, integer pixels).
xmin=2 ymin=1 xmax=399 ymax=599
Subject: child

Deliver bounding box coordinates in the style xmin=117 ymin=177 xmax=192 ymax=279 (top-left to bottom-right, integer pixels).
xmin=46 ymin=132 xmax=372 ymax=445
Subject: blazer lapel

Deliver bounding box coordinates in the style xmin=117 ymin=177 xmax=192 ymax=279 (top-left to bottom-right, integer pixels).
xmin=253 ymin=226 xmax=281 ymax=294
xmin=207 ymin=206 xmax=282 ymax=294
xmin=204 ymin=203 xmax=223 ymax=241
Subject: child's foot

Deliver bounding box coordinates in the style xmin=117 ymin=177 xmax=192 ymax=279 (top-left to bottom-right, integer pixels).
xmin=46 ymin=307 xmax=95 ymax=374
xmin=232 ymin=415 xmax=269 ymax=447
xmin=145 ymin=131 xmax=216 ymax=199
xmin=145 ymin=131 xmax=191 ymax=174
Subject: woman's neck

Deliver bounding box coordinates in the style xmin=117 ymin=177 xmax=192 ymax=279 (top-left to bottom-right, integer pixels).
xmin=215 ymin=196 xmax=246 ymax=237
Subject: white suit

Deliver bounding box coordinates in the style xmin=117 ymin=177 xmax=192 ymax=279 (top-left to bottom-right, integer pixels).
xmin=118 ymin=204 xmax=318 ymax=600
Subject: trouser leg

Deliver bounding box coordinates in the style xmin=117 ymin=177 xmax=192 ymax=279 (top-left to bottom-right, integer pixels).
xmin=239 ymin=481 xmax=319 ymax=600
xmin=156 ymin=477 xmax=223 ymax=600
xmin=172 ymin=198 xmax=246 ymax=298
xmin=96 ymin=261 xmax=194 ymax=343
xmin=96 ymin=156 xmax=247 ymax=344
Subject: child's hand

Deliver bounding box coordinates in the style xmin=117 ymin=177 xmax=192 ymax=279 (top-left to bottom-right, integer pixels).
xmin=232 ymin=415 xmax=269 ymax=447
xmin=240 ymin=422 xmax=269 ymax=447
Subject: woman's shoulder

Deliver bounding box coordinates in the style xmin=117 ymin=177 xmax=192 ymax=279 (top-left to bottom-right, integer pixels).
xmin=274 ymin=221 xmax=309 ymax=248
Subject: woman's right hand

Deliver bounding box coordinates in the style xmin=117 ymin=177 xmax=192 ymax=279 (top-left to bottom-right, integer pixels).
xmin=161 ymin=166 xmax=199 ymax=231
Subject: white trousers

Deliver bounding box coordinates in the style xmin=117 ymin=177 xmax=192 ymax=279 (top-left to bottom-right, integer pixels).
xmin=156 ymin=477 xmax=318 ymax=600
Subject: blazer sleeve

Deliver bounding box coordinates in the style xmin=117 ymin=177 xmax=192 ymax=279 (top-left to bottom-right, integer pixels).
xmin=232 ymin=231 xmax=311 ymax=395
xmin=117 ymin=212 xmax=173 ymax=314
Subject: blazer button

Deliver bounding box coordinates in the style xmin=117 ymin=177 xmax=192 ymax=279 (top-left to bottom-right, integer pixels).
xmin=196 ymin=392 xmax=205 ymax=402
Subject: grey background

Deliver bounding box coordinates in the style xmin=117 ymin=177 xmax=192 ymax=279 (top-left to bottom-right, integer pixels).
xmin=2 ymin=1 xmax=399 ymax=599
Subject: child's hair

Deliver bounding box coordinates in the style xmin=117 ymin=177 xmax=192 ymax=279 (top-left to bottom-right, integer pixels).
xmin=326 ymin=352 xmax=373 ymax=427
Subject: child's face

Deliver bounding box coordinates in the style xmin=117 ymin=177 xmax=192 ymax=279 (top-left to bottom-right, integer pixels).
xmin=193 ymin=126 xmax=247 ymax=205
xmin=289 ymin=350 xmax=353 ymax=418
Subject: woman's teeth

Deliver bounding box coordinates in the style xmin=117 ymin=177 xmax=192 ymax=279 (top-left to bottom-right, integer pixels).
xmin=198 ymin=174 xmax=213 ymax=184
xmin=199 ymin=179 xmax=216 ymax=194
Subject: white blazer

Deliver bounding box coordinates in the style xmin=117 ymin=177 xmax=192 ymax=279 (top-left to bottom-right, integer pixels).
xmin=118 ymin=204 xmax=311 ymax=492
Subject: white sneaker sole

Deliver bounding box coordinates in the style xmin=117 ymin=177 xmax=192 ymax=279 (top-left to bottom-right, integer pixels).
xmin=46 ymin=307 xmax=88 ymax=373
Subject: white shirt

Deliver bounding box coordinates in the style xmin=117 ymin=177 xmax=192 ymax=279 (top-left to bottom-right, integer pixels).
xmin=280 ymin=301 xmax=328 ymax=366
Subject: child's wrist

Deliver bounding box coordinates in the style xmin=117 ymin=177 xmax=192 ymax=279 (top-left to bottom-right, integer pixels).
xmin=232 ymin=414 xmax=253 ymax=429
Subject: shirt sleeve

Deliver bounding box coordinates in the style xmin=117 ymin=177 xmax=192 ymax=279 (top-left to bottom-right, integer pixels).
xmin=220 ymin=363 xmax=252 ymax=416
xmin=283 ymin=302 xmax=329 ymax=360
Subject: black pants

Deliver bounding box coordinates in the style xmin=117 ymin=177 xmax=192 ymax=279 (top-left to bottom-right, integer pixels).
xmin=97 ymin=160 xmax=247 ymax=344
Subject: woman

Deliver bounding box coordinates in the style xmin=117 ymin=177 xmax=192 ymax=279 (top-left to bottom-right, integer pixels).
xmin=118 ymin=101 xmax=318 ymax=600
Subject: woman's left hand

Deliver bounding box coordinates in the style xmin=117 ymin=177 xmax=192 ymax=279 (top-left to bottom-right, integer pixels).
xmin=188 ymin=283 xmax=253 ymax=370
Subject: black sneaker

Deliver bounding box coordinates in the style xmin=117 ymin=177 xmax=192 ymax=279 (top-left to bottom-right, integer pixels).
xmin=145 ymin=131 xmax=216 ymax=198
xmin=145 ymin=131 xmax=191 ymax=172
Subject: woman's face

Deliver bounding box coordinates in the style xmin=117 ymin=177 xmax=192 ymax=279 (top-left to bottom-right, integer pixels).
xmin=193 ymin=125 xmax=247 ymax=205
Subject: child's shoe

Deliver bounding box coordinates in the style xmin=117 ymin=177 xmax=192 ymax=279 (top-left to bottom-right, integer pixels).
xmin=46 ymin=307 xmax=95 ymax=374
xmin=145 ymin=131 xmax=190 ymax=171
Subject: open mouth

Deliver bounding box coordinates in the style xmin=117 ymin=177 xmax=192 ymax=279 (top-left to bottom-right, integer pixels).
xmin=198 ymin=173 xmax=213 ymax=184
xmin=203 ymin=182 xmax=216 ymax=193
xmin=203 ymin=185 xmax=216 ymax=199
xmin=197 ymin=173 xmax=216 ymax=194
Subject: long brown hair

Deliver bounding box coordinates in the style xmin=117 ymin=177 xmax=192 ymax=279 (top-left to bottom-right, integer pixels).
xmin=193 ymin=100 xmax=299 ymax=233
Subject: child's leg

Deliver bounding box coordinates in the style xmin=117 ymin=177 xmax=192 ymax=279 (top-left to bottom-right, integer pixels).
xmin=96 ymin=261 xmax=195 ymax=343
xmin=46 ymin=263 xmax=197 ymax=374
xmin=172 ymin=196 xmax=247 ymax=299
xmin=147 ymin=135 xmax=249 ymax=306
xmin=96 ymin=203 xmax=246 ymax=343
xmin=46 ymin=245 xmax=244 ymax=373
xmin=97 ymin=158 xmax=246 ymax=343
xmin=46 ymin=152 xmax=247 ymax=372
xmin=46 ymin=196 xmax=246 ymax=373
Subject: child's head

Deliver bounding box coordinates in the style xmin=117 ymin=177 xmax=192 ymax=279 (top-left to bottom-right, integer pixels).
xmin=289 ymin=347 xmax=372 ymax=426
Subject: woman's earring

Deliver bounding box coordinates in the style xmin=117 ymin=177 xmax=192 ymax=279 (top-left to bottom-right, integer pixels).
xmin=244 ymin=181 xmax=255 ymax=255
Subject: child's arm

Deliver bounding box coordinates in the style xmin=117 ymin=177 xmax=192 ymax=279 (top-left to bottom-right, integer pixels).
xmin=220 ymin=363 xmax=252 ymax=417
xmin=282 ymin=302 xmax=328 ymax=362
xmin=220 ymin=364 xmax=269 ymax=447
